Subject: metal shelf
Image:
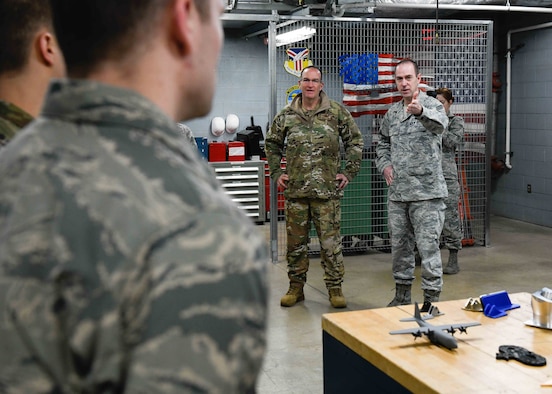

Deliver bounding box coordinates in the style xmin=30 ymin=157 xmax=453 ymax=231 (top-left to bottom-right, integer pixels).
xmin=210 ymin=160 xmax=266 ymax=224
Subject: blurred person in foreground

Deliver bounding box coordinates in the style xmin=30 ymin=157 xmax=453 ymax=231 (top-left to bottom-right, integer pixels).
xmin=376 ymin=59 xmax=448 ymax=311
xmin=435 ymin=87 xmax=464 ymax=274
xmin=0 ymin=0 xmax=65 ymax=147
xmin=177 ymin=122 xmax=198 ymax=148
xmin=265 ymin=65 xmax=363 ymax=309
xmin=0 ymin=0 xmax=269 ymax=392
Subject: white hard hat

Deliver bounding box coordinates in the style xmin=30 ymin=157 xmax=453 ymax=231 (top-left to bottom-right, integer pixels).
xmin=225 ymin=114 xmax=240 ymax=134
xmin=211 ymin=116 xmax=225 ymax=136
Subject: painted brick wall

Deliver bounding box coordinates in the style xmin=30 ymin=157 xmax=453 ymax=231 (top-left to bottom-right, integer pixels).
xmin=492 ymin=26 xmax=552 ymax=227
xmin=184 ymin=32 xmax=270 ymax=143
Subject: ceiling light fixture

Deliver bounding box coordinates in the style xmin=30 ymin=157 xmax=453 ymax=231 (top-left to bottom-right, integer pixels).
xmin=275 ymin=27 xmax=316 ymax=47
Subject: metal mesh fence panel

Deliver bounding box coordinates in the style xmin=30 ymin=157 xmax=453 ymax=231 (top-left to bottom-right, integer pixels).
xmin=269 ymin=18 xmax=492 ymax=260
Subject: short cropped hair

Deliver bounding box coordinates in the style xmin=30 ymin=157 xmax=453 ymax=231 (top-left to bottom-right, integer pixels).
xmin=49 ymin=0 xmax=211 ymax=77
xmin=395 ymin=59 xmax=420 ymax=76
xmin=0 ymin=0 xmax=54 ymax=74
xmin=300 ymin=66 xmax=323 ymax=81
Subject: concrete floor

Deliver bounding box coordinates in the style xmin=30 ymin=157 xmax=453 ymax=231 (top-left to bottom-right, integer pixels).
xmin=256 ymin=215 xmax=552 ymax=394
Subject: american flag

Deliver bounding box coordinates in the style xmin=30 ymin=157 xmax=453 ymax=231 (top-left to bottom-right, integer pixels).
xmin=339 ymin=53 xmax=431 ymax=117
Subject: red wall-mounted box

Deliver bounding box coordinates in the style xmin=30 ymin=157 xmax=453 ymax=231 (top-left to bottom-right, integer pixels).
xmin=208 ymin=142 xmax=227 ymax=162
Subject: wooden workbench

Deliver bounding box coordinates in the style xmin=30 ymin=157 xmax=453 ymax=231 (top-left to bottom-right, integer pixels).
xmin=322 ymin=292 xmax=552 ymax=393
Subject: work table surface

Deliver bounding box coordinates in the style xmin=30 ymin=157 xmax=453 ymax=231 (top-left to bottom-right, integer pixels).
xmin=322 ymin=292 xmax=552 ymax=393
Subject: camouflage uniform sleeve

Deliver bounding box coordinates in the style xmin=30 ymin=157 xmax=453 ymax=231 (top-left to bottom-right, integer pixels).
xmin=375 ymin=112 xmax=392 ymax=174
xmin=443 ymin=115 xmax=464 ymax=149
xmin=264 ymin=112 xmax=287 ymax=181
xmin=416 ymin=95 xmax=449 ymax=135
xmin=338 ymin=105 xmax=364 ymax=181
xmin=125 ymin=212 xmax=269 ymax=393
xmin=0 ymin=196 xmax=268 ymax=394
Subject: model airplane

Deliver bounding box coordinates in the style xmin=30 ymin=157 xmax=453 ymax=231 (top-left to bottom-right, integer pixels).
xmin=389 ymin=302 xmax=481 ymax=350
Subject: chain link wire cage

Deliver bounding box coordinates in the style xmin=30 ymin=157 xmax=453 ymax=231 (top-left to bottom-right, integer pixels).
xmin=268 ymin=17 xmax=492 ymax=261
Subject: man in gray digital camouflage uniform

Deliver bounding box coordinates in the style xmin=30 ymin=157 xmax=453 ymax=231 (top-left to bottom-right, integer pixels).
xmin=0 ymin=0 xmax=65 ymax=147
xmin=177 ymin=122 xmax=199 ymax=148
xmin=0 ymin=0 xmax=269 ymax=392
xmin=435 ymin=87 xmax=464 ymax=275
xmin=376 ymin=59 xmax=449 ymax=311
xmin=265 ymin=66 xmax=363 ymax=309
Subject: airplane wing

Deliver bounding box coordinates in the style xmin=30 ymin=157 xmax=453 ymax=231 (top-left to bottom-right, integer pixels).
xmin=432 ymin=322 xmax=481 ymax=332
xmin=399 ymin=314 xmax=435 ymax=322
xmin=389 ymin=327 xmax=430 ymax=335
xmin=389 ymin=322 xmax=481 ymax=336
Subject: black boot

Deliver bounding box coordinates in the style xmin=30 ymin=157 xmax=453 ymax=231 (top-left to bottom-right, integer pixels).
xmin=423 ymin=289 xmax=440 ymax=303
xmin=443 ymin=250 xmax=459 ymax=274
xmin=420 ymin=289 xmax=441 ymax=312
xmin=387 ymin=284 xmax=412 ymax=307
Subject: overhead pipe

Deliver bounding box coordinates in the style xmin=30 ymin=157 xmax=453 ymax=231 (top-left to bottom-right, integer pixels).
xmin=505 ymin=21 xmax=552 ymax=169
xmin=332 ymin=1 xmax=552 ymax=16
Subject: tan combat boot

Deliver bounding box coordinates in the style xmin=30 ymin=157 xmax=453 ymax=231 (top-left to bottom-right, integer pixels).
xmin=328 ymin=287 xmax=347 ymax=308
xmin=280 ymin=284 xmax=305 ymax=307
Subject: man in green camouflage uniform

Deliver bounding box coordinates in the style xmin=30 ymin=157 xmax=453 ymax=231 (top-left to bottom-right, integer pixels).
xmin=0 ymin=0 xmax=65 ymax=147
xmin=0 ymin=1 xmax=269 ymax=392
xmin=0 ymin=102 xmax=33 ymax=145
xmin=376 ymin=59 xmax=449 ymax=310
xmin=266 ymin=66 xmax=363 ymax=308
xmin=436 ymin=87 xmax=465 ymax=274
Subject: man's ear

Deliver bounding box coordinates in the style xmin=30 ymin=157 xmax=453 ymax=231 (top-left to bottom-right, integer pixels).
xmin=172 ymin=0 xmax=197 ymax=57
xmin=37 ymin=31 xmax=57 ymax=67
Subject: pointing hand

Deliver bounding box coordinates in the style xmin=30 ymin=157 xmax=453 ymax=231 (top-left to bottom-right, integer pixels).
xmin=407 ymin=91 xmax=423 ymax=116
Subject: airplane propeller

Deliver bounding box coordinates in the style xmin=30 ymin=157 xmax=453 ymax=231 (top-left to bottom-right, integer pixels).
xmin=458 ymin=327 xmax=468 ymax=334
xmin=412 ymin=330 xmax=422 ymax=339
xmin=446 ymin=326 xmax=456 ymax=335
